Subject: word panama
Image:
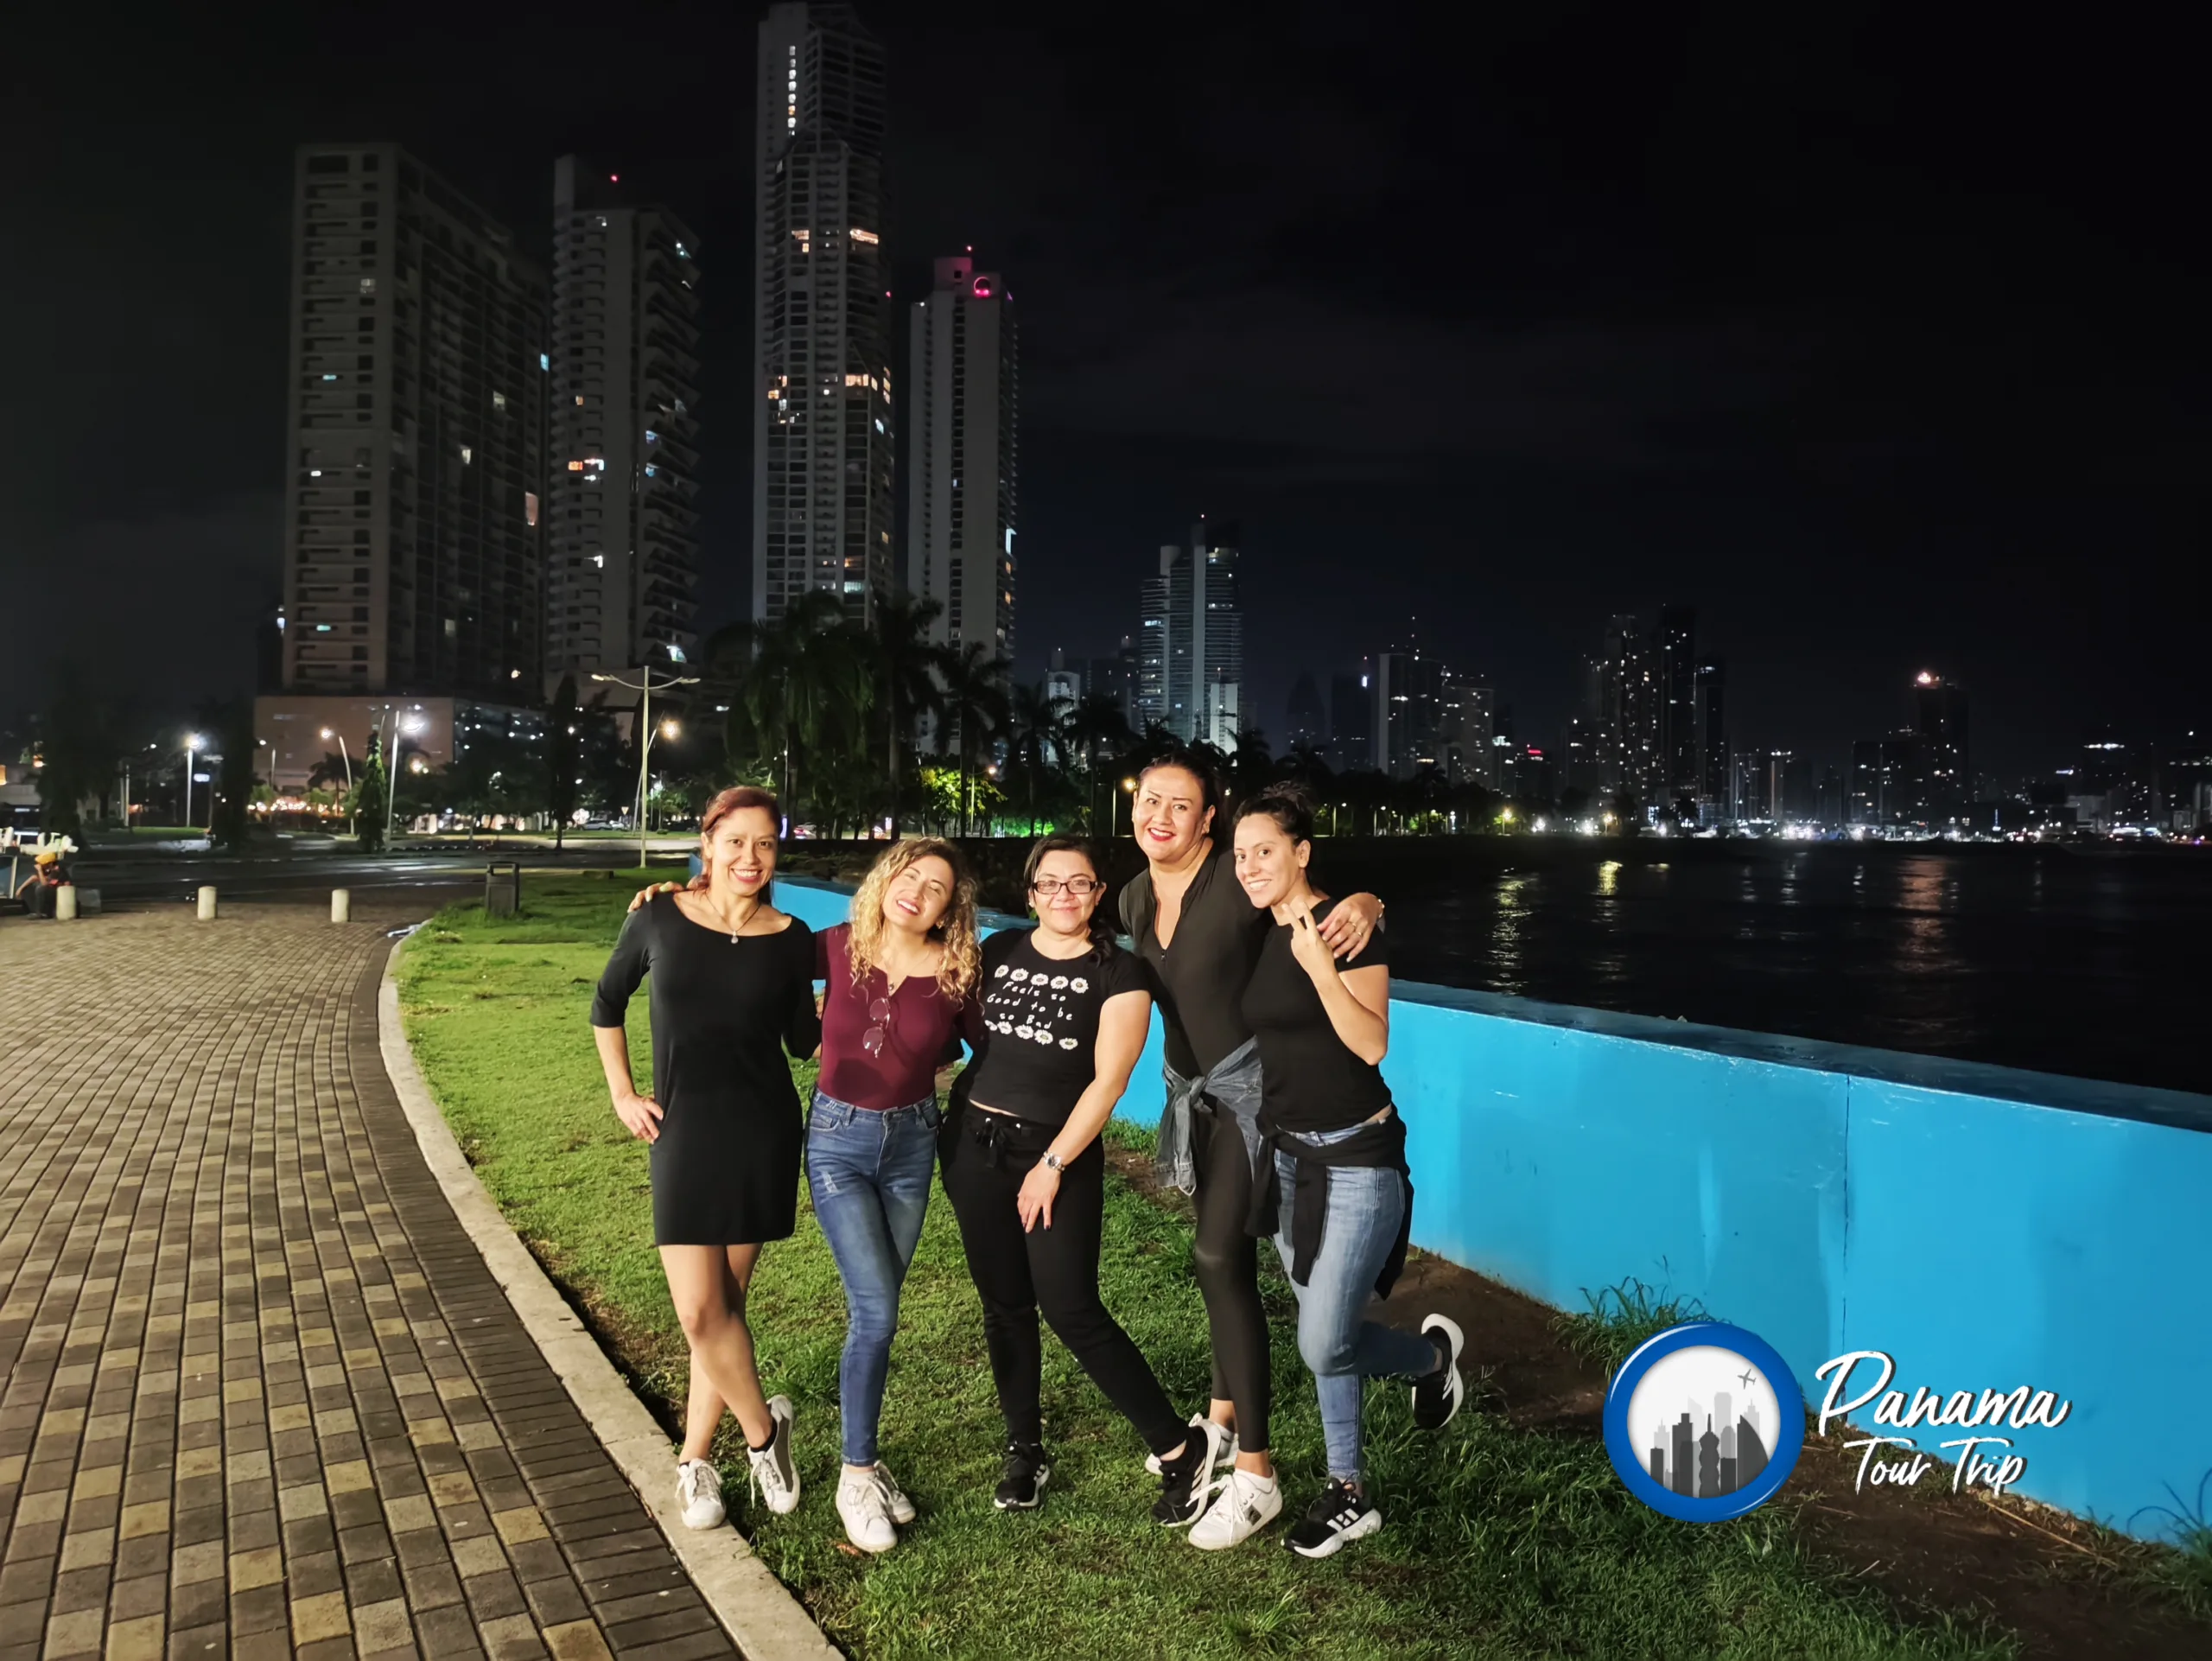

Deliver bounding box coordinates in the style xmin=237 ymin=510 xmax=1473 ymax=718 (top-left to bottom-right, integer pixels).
xmin=1815 ymin=1351 xmax=2072 ymax=1499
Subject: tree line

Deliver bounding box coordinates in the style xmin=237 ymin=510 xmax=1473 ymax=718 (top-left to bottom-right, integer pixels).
xmin=19 ymin=597 xmax=1595 ymax=849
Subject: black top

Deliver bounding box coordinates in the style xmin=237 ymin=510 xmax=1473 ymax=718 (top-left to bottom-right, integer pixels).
xmin=1240 ymin=895 xmax=1394 ymax=1135
xmin=589 ymin=894 xmax=821 ymax=1244
xmin=965 ymin=928 xmax=1150 ymax=1128
xmin=1120 ymin=842 xmax=1271 ymax=1077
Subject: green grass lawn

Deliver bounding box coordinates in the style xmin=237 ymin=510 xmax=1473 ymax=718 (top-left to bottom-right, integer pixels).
xmin=396 ymin=875 xmax=2016 ymax=1661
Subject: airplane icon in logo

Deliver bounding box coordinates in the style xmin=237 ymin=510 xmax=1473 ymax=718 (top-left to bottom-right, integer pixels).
xmin=1738 ymin=1368 xmax=1758 ymax=1389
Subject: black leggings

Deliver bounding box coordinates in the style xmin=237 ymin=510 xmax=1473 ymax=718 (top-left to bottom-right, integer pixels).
xmin=1191 ymin=1098 xmax=1272 ymax=1454
xmin=941 ymin=1111 xmax=1186 ymax=1457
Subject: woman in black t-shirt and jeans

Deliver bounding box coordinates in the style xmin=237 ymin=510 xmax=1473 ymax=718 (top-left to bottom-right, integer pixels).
xmin=942 ymin=834 xmax=1214 ymax=1523
xmin=1227 ymin=782 xmax=1469 ymax=1559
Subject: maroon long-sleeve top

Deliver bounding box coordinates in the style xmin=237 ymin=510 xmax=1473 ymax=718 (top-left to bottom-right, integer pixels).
xmin=813 ymin=923 xmax=982 ymax=1110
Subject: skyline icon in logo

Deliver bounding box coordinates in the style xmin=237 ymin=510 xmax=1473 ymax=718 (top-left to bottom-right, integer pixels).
xmin=1604 ymin=1321 xmax=1804 ymax=1522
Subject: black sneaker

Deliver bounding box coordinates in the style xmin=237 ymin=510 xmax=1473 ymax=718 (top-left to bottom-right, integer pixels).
xmin=1286 ymin=1479 xmax=1383 ymax=1559
xmin=994 ymin=1441 xmax=1051 ymax=1511
xmin=1148 ymin=1429 xmax=1213 ymax=1527
xmin=1410 ymin=1314 xmax=1465 ymax=1432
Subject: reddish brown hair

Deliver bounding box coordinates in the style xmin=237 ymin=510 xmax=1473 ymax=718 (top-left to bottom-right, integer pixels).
xmin=701 ymin=786 xmax=783 ymax=838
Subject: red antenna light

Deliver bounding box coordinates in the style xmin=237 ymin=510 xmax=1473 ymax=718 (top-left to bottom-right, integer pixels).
xmin=610 ymin=174 xmax=620 ymax=182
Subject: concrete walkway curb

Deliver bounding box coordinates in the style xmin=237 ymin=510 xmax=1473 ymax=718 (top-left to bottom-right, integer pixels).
xmin=376 ymin=941 xmax=843 ymax=1661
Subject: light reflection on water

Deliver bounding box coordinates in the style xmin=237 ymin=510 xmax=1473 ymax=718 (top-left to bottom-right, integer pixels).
xmin=1360 ymin=847 xmax=2212 ymax=1094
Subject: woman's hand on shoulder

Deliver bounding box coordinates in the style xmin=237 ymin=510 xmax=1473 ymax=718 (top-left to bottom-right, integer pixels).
xmin=1319 ymin=892 xmax=1382 ymax=961
xmin=627 ymin=881 xmax=685 ymax=915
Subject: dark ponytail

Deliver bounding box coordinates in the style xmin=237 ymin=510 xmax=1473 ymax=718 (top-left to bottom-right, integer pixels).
xmin=1233 ymin=780 xmax=1317 ymax=843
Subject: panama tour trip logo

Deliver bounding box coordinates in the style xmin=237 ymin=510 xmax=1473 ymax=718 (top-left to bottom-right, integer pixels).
xmin=1604 ymin=1322 xmax=1805 ymax=1522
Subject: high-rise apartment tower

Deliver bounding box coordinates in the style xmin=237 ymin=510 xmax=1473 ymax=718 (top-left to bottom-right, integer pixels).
xmin=547 ymin=156 xmax=702 ymax=674
xmin=280 ymin=143 xmax=547 ymax=695
xmin=1147 ymin=522 xmax=1243 ymax=747
xmin=906 ymin=254 xmax=1017 ymax=659
xmin=752 ymin=2 xmax=895 ymax=627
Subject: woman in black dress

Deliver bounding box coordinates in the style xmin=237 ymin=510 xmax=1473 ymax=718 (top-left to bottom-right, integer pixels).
xmin=591 ymin=786 xmax=821 ymax=1531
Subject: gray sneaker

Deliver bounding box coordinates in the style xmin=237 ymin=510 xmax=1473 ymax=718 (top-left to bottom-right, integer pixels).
xmin=873 ymin=1461 xmax=918 ymax=1524
xmin=675 ymin=1459 xmax=725 ymax=1530
xmin=747 ymin=1396 xmax=800 ymax=1516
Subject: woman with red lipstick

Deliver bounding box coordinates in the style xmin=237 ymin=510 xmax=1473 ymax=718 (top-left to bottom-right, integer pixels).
xmin=1116 ymin=750 xmax=1385 ymax=1549
xmin=592 ymin=786 xmax=820 ymax=1534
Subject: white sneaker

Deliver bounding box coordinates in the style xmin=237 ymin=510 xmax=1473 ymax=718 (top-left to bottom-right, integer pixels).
xmin=1188 ymin=1466 xmax=1281 ymax=1550
xmin=836 ymin=1467 xmax=898 ymax=1553
xmin=872 ymin=1461 xmax=918 ymax=1524
xmin=747 ymin=1396 xmax=801 ymax=1516
xmin=675 ymin=1459 xmax=725 ymax=1530
xmin=1147 ymin=1418 xmax=1237 ymax=1478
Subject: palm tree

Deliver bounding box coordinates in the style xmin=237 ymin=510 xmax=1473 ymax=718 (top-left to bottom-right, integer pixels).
xmin=1007 ymin=681 xmax=1076 ymax=834
xmin=713 ymin=593 xmax=874 ymax=819
xmin=1066 ymin=693 xmax=1135 ymax=830
xmin=938 ymin=642 xmax=1009 ymax=836
xmin=857 ymin=593 xmax=950 ymax=830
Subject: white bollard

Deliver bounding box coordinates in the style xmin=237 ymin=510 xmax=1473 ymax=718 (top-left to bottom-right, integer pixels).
xmin=331 ymin=888 xmax=352 ymax=924
xmin=55 ymin=885 xmax=78 ymax=921
xmin=197 ymin=886 xmax=218 ymax=920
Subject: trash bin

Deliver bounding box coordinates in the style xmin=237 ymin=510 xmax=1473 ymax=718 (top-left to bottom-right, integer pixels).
xmin=485 ymin=862 xmax=521 ymax=919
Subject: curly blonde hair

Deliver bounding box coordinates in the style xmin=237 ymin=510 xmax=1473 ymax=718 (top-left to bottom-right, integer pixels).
xmin=844 ymin=838 xmax=982 ymax=1006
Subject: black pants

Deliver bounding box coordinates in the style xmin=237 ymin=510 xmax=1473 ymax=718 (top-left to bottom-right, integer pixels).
xmin=1191 ymin=1098 xmax=1273 ymax=1454
xmin=941 ymin=1109 xmax=1186 ymax=1457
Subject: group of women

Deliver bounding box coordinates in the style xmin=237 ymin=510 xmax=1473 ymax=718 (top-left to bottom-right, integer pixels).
xmin=588 ymin=751 xmax=1465 ymax=1562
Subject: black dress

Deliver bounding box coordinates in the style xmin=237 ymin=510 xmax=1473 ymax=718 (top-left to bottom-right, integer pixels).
xmin=590 ymin=893 xmax=821 ymax=1245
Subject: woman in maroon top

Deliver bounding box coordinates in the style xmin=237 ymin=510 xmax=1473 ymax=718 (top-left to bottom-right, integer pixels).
xmin=807 ymin=838 xmax=982 ymax=1551
xmin=629 ymin=837 xmax=982 ymax=1555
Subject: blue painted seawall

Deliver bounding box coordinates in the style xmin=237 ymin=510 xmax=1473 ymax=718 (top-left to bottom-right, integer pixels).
xmin=772 ymin=875 xmax=2212 ymax=1540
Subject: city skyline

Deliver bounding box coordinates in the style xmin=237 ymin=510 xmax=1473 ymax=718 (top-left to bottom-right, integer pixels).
xmin=3 ymin=8 xmax=2202 ymax=780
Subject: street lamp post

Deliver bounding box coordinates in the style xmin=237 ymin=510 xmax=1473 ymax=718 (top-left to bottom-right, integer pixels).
xmin=593 ymin=664 xmax=699 ymax=870
xmin=1114 ymin=776 xmax=1138 ymax=838
xmin=182 ymin=735 xmax=203 ymax=832
xmin=321 ymin=728 xmax=355 ymax=836
xmin=383 ymin=711 xmax=423 ymax=851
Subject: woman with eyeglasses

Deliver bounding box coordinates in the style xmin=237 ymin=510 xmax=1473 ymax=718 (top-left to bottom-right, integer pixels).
xmin=592 ymin=787 xmax=820 ymax=1539
xmin=804 ymin=838 xmax=982 ymax=1553
xmin=940 ymin=833 xmax=1215 ymax=1523
xmin=1118 ymin=749 xmax=1386 ymax=1550
xmin=629 ymin=837 xmax=984 ymax=1556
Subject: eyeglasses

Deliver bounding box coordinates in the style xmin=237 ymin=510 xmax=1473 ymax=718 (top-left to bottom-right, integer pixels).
xmin=1032 ymin=877 xmax=1103 ymax=897
xmin=862 ymin=996 xmax=895 ymax=1059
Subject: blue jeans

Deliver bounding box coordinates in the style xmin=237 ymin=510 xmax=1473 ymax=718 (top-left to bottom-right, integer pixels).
xmin=1271 ymin=1122 xmax=1436 ymax=1483
xmin=806 ymin=1090 xmax=941 ymax=1466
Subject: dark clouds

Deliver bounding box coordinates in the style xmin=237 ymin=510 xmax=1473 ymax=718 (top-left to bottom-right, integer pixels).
xmin=2 ymin=3 xmax=2201 ymax=775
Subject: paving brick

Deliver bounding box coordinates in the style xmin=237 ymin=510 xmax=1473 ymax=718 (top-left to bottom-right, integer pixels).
xmin=0 ymin=906 xmax=736 ymax=1660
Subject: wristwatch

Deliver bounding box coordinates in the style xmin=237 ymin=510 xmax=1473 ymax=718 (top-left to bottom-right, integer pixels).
xmin=1042 ymin=1151 xmax=1066 ymax=1174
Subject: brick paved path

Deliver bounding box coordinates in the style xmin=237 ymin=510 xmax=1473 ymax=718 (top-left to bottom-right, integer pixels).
xmin=0 ymin=902 xmax=740 ymax=1661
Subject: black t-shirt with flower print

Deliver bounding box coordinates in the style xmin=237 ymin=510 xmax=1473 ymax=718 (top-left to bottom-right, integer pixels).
xmin=963 ymin=927 xmax=1151 ymax=1128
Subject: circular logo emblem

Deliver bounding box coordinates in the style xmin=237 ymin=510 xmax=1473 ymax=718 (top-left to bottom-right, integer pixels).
xmin=1602 ymin=1321 xmax=1803 ymax=1522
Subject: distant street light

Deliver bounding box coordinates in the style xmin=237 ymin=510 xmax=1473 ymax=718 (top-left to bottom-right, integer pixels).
xmin=321 ymin=728 xmax=355 ymax=835
xmin=594 ymin=663 xmax=698 ymax=869
xmin=182 ymin=735 xmax=204 ymax=830
xmin=1114 ymin=774 xmax=1138 ymax=838
xmin=383 ymin=710 xmax=425 ymax=850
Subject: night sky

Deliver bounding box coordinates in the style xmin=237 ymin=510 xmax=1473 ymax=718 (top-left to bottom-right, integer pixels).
xmin=4 ymin=5 xmax=2201 ymax=779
